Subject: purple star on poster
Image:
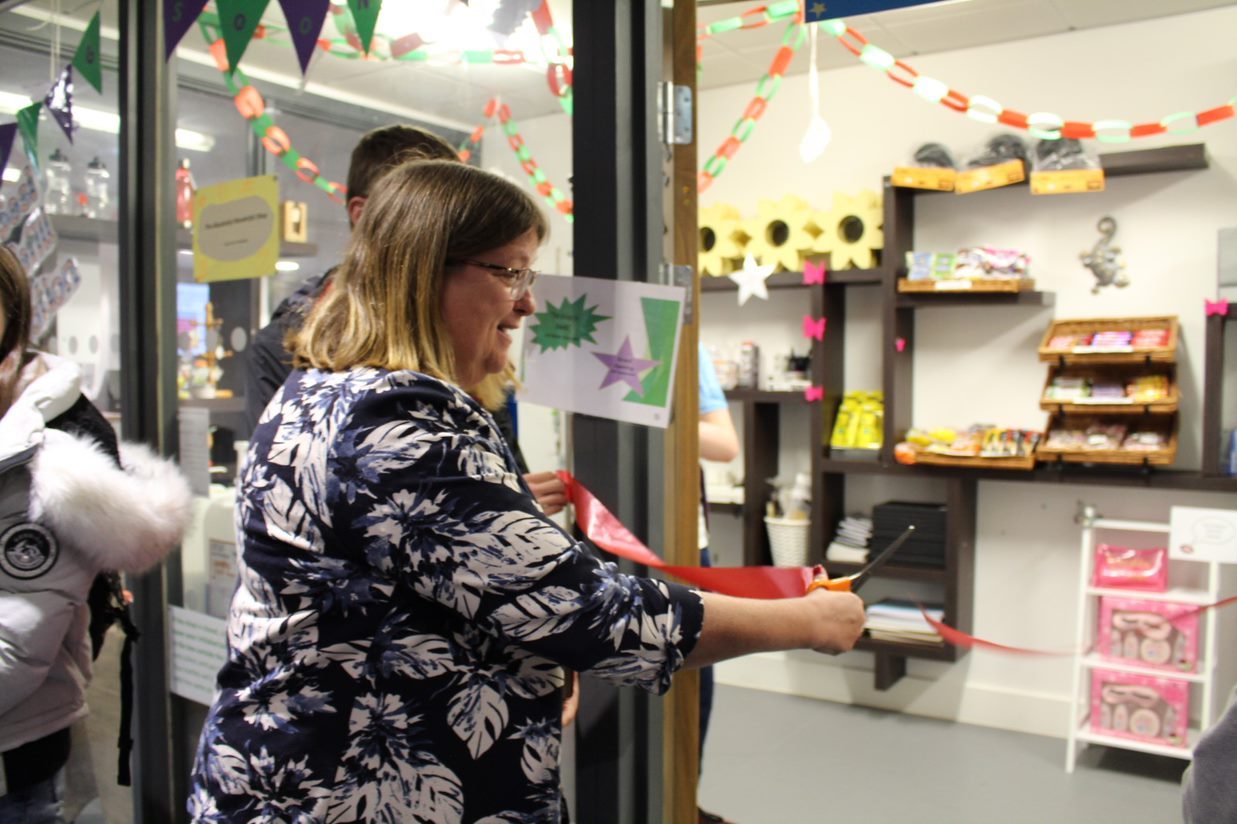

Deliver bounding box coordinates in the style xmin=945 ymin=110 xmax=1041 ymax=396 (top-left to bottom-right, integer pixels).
xmin=593 ymin=336 xmax=660 ymax=395
xmin=43 ymin=66 xmax=74 ymax=144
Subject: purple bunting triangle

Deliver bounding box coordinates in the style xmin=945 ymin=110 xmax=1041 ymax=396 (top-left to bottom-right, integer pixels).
xmin=0 ymin=123 xmax=15 ymax=189
xmin=43 ymin=66 xmax=75 ymax=144
xmin=279 ymin=0 xmax=330 ymax=75
xmin=165 ymin=0 xmax=210 ymax=60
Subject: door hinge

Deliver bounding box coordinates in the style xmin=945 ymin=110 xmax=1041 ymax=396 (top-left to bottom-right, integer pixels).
xmin=659 ymin=82 xmax=693 ymax=146
xmin=662 ymin=263 xmax=695 ymax=324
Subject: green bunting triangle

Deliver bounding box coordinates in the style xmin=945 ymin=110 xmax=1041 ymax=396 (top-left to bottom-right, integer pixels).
xmin=346 ymin=0 xmax=382 ymax=55
xmin=16 ymin=102 xmax=41 ymax=169
xmin=216 ymin=0 xmax=272 ymax=72
xmin=72 ymin=11 xmax=103 ymax=94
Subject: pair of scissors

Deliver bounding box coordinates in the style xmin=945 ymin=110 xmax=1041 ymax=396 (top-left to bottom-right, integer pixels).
xmin=807 ymin=525 xmax=917 ymax=593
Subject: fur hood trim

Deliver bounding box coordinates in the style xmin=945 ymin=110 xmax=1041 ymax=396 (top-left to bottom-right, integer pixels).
xmin=30 ymin=431 xmax=193 ymax=573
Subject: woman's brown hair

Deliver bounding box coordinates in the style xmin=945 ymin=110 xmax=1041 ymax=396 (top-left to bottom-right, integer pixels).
xmin=292 ymin=160 xmax=547 ymax=384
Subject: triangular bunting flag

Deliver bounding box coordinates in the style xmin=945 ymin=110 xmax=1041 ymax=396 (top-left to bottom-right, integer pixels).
xmin=216 ymin=0 xmax=271 ymax=71
xmin=165 ymin=0 xmax=210 ymax=60
xmin=16 ymin=103 xmax=42 ymax=168
xmin=43 ymin=66 xmax=75 ymax=144
xmin=278 ymin=0 xmax=330 ymax=75
xmin=346 ymin=0 xmax=382 ymax=56
xmin=72 ymin=11 xmax=103 ymax=93
xmin=0 ymin=123 xmax=15 ymax=188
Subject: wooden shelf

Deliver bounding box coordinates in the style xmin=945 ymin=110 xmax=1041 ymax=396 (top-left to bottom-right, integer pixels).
xmin=725 ymin=388 xmax=805 ymax=403
xmin=822 ymin=454 xmax=1237 ymax=491
xmin=824 ymin=559 xmax=947 ymax=584
xmin=180 ymin=396 xmax=245 ymax=414
xmin=896 ymin=290 xmax=1055 ymax=308
xmin=706 ymin=501 xmax=743 ymax=515
xmin=856 ymin=635 xmax=959 ymax=661
xmin=699 ymin=263 xmax=888 ymax=291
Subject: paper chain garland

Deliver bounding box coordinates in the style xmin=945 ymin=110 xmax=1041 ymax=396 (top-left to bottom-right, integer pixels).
xmin=458 ymin=98 xmax=574 ymax=221
xmin=699 ymin=17 xmax=806 ymax=193
xmin=199 ymin=21 xmax=347 ymax=204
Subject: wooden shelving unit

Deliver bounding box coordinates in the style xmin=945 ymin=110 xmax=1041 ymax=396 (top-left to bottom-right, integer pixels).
xmin=705 ymin=143 xmax=1220 ymax=690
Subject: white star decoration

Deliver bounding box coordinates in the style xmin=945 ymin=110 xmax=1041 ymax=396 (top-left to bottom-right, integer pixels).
xmin=728 ymin=253 xmax=776 ymax=306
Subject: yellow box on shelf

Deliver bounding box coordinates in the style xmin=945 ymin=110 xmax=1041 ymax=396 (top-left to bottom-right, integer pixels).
xmin=1030 ymin=168 xmax=1106 ymax=195
xmin=892 ymin=166 xmax=956 ymax=192
xmin=954 ymin=159 xmax=1025 ymax=194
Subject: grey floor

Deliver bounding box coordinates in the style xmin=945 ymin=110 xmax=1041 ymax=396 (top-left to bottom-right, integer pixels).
xmin=699 ymin=684 xmax=1188 ymax=824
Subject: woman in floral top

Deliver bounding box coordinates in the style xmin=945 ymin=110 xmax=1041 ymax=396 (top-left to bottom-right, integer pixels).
xmin=189 ymin=160 xmax=864 ymax=823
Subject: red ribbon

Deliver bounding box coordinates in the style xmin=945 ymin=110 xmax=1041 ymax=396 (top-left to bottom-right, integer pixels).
xmin=558 ymin=471 xmax=818 ymax=599
xmin=558 ymin=472 xmax=1237 ymax=653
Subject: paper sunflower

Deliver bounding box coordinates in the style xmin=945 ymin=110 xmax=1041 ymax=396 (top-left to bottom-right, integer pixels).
xmin=813 ymin=190 xmax=884 ymax=270
xmin=742 ymin=195 xmax=821 ymax=273
xmin=698 ymin=203 xmax=750 ymax=276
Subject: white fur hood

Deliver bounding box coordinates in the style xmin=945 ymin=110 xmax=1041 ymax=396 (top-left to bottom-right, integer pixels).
xmin=29 ymin=430 xmax=192 ymax=573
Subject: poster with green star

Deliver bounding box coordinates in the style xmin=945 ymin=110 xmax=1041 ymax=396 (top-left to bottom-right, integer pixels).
xmin=520 ymin=274 xmax=685 ymax=429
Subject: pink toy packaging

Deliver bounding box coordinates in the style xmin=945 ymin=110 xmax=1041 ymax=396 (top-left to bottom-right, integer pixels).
xmin=1091 ymin=669 xmax=1188 ymax=748
xmin=1092 ymin=544 xmax=1168 ymax=591
xmin=1098 ymin=597 xmax=1199 ymax=673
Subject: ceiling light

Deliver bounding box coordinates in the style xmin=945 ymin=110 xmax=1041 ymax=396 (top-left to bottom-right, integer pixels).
xmin=275 ymin=260 xmax=300 ymax=272
xmin=2 ymin=167 xmax=21 ymax=183
xmin=0 ymin=91 xmax=215 ymax=152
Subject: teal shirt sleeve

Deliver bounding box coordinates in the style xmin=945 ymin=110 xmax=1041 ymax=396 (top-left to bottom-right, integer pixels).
xmin=698 ymin=344 xmax=727 ymax=415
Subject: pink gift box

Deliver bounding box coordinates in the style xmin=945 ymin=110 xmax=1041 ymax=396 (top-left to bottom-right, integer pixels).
xmin=1098 ymin=597 xmax=1199 ymax=673
xmin=1091 ymin=669 xmax=1188 ymax=748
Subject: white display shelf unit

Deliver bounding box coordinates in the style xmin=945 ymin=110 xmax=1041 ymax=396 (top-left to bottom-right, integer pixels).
xmin=1065 ymin=515 xmax=1223 ymax=772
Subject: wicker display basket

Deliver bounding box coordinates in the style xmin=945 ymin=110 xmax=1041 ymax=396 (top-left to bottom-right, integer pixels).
xmin=1037 ymin=413 xmax=1177 ymax=466
xmin=1039 ymin=364 xmax=1179 ymax=415
xmin=1037 ymin=316 xmax=1178 ymax=364
xmin=897 ymin=277 xmax=1035 ymax=294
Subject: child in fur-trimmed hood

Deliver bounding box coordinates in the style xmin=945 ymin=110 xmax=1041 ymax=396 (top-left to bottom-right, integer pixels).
xmin=0 ymin=245 xmax=191 ymax=822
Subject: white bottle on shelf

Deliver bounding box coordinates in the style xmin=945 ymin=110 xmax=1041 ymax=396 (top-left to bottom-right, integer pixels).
xmin=43 ymin=149 xmax=73 ymax=215
xmin=82 ymin=156 xmax=112 ymax=220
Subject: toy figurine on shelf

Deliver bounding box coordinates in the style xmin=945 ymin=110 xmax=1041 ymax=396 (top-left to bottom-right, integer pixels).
xmin=1081 ymin=215 xmax=1129 ymax=294
xmin=176 ymin=158 xmax=196 ymax=229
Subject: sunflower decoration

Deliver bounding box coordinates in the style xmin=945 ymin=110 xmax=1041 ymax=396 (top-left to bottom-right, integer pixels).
xmin=813 ymin=189 xmax=884 ymax=270
xmin=742 ymin=195 xmax=821 ymax=273
xmin=698 ymin=203 xmax=750 ymax=276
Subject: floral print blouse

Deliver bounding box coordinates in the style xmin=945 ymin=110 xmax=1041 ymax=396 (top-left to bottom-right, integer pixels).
xmin=189 ymin=367 xmax=704 ymax=823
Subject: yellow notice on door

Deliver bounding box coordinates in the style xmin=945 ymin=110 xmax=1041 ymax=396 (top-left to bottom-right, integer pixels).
xmin=193 ymin=175 xmax=279 ymax=282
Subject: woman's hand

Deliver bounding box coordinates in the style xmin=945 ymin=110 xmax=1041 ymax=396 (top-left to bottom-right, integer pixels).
xmin=561 ymin=670 xmax=580 ymax=727
xmin=525 ymin=470 xmax=568 ymax=516
xmin=803 ymin=589 xmax=866 ymax=654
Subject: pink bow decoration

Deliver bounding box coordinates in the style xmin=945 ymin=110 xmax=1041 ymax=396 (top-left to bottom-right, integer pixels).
xmin=802 ymin=315 xmax=827 ymax=340
xmin=803 ymin=259 xmax=827 ymax=285
xmin=895 ymin=337 xmax=907 ymax=353
xmin=1205 ymin=298 xmax=1229 ymax=317
xmin=804 ymin=386 xmax=824 ymax=402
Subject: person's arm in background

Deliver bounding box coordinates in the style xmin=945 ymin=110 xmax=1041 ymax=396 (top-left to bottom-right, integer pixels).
xmin=698 ymin=344 xmax=739 ymax=462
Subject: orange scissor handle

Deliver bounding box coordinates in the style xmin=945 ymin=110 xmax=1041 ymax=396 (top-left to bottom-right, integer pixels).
xmin=806 ymin=575 xmax=854 ymax=594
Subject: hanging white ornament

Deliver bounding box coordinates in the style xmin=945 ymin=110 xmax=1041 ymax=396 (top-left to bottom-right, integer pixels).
xmin=799 ymin=22 xmax=832 ymax=164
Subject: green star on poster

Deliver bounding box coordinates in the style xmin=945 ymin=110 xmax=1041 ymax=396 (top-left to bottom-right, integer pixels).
xmin=530 ymin=295 xmax=610 ymax=352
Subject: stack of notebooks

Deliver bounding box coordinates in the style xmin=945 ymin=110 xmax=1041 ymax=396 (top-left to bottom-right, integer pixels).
xmin=865 ymin=599 xmax=945 ymax=645
xmin=825 ymin=515 xmax=873 ymax=563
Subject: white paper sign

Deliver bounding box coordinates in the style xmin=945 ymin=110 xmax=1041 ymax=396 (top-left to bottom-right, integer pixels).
xmin=1169 ymin=506 xmax=1237 ymax=564
xmin=169 ymin=605 xmax=228 ymax=706
xmin=519 ymin=274 xmax=684 ymax=428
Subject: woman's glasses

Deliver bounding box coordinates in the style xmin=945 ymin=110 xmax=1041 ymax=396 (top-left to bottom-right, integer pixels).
xmin=448 ymin=258 xmax=539 ymax=301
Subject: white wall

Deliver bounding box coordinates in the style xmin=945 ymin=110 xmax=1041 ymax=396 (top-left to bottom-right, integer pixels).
xmin=487 ymin=6 xmax=1237 ymax=739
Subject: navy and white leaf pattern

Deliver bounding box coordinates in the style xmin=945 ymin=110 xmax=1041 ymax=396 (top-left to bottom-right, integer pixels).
xmin=190 ymin=367 xmax=704 ymax=822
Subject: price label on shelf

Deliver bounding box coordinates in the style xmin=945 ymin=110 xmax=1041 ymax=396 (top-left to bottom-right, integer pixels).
xmin=933 ymin=279 xmax=973 ymax=291
xmin=1072 ymin=345 xmax=1134 ymax=354
xmin=954 ymin=160 xmax=1025 ymax=194
xmin=1030 ymin=168 xmax=1106 ymax=195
